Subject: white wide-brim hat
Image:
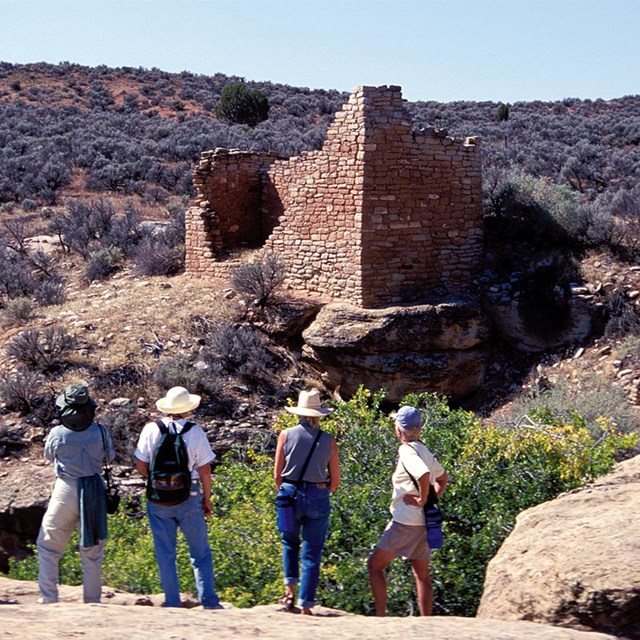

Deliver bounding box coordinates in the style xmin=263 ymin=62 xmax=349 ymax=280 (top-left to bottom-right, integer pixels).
xmin=285 ymin=388 xmax=332 ymax=417
xmin=155 ymin=386 xmax=201 ymax=414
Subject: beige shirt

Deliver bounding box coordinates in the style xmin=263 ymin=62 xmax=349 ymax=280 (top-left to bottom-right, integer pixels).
xmin=389 ymin=442 xmax=445 ymax=526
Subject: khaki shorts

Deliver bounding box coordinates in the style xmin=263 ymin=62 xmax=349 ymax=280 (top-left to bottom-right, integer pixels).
xmin=375 ymin=520 xmax=431 ymax=561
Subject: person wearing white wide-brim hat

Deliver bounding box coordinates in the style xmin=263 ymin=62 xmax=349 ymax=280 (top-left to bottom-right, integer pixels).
xmin=134 ymin=386 xmax=223 ymax=610
xmin=274 ymin=388 xmax=340 ymax=615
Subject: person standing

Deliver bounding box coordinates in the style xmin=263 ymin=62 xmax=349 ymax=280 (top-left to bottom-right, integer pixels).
xmin=134 ymin=386 xmax=222 ymax=610
xmin=368 ymin=405 xmax=449 ymax=616
xmin=37 ymin=383 xmax=115 ymax=604
xmin=273 ymin=388 xmax=340 ymax=615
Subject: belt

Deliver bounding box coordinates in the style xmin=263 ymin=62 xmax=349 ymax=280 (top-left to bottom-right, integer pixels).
xmin=284 ymin=480 xmax=328 ymax=489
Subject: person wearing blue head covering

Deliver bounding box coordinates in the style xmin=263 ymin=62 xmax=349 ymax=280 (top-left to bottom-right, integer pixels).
xmin=368 ymin=405 xmax=448 ymax=616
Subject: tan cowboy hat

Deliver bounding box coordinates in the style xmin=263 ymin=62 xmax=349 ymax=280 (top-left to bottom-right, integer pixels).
xmin=155 ymin=386 xmax=201 ymax=414
xmin=285 ymin=388 xmax=332 ymax=417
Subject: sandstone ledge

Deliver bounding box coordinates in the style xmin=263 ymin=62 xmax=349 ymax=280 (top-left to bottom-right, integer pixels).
xmin=0 ymin=577 xmax=617 ymax=640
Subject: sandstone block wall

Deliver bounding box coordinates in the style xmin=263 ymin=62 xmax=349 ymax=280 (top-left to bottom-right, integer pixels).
xmin=185 ymin=85 xmax=483 ymax=308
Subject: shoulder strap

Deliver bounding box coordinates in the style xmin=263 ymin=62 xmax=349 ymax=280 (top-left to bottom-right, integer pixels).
xmin=154 ymin=418 xmax=168 ymax=434
xmin=294 ymin=429 xmax=323 ymax=486
xmin=179 ymin=421 xmax=193 ymax=436
xmin=402 ymin=443 xmax=438 ymax=507
xmin=98 ymin=423 xmax=110 ymax=467
xmin=155 ymin=419 xmax=193 ymax=436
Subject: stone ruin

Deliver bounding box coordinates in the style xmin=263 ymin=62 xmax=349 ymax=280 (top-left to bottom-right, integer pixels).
xmin=185 ymin=85 xmax=490 ymax=401
xmin=185 ymin=85 xmax=483 ymax=308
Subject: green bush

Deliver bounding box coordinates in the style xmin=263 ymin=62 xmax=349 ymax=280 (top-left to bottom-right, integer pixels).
xmin=215 ymin=83 xmax=269 ymax=127
xmin=84 ymin=246 xmax=124 ymax=281
xmin=9 ymin=389 xmax=636 ymax=616
xmin=487 ymin=173 xmax=589 ymax=248
xmin=2 ymin=296 xmax=37 ymax=326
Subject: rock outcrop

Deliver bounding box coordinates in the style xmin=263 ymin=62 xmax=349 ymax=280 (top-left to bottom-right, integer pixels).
xmin=0 ymin=460 xmax=51 ymax=572
xmin=302 ymin=297 xmax=491 ymax=401
xmin=477 ymin=455 xmax=640 ymax=639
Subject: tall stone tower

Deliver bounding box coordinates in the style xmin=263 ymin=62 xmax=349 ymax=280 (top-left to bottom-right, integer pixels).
xmin=185 ymin=85 xmax=483 ymax=309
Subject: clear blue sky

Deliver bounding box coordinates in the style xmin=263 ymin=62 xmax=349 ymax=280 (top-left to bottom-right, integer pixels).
xmin=1 ymin=0 xmax=638 ymax=103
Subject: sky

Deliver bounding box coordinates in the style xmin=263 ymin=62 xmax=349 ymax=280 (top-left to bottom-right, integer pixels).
xmin=1 ymin=0 xmax=639 ymax=104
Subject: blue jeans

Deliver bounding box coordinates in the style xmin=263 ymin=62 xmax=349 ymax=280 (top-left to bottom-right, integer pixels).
xmin=147 ymin=489 xmax=220 ymax=608
xmin=279 ymin=481 xmax=330 ymax=608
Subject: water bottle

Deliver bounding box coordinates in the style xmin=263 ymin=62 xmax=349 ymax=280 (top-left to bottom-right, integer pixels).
xmin=425 ymin=506 xmax=443 ymax=549
xmin=276 ymin=492 xmax=297 ymax=533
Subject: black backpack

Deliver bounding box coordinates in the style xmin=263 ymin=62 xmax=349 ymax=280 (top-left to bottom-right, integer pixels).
xmin=146 ymin=419 xmax=193 ymax=505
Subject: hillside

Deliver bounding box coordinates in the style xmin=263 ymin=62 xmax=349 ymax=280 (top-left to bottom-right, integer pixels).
xmin=0 ymin=62 xmax=640 ymax=454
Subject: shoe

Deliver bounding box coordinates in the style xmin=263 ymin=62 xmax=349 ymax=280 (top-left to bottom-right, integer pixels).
xmin=203 ymin=603 xmax=225 ymax=610
xmin=37 ymin=597 xmax=58 ymax=604
xmin=277 ymin=595 xmax=300 ymax=614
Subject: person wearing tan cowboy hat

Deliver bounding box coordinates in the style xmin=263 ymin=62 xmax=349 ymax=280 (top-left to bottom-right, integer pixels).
xmin=134 ymin=386 xmax=223 ymax=609
xmin=37 ymin=384 xmax=115 ymax=604
xmin=273 ymin=388 xmax=340 ymax=615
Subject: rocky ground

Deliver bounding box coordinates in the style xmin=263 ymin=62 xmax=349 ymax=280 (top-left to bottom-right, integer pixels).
xmin=0 ymin=576 xmax=620 ymax=640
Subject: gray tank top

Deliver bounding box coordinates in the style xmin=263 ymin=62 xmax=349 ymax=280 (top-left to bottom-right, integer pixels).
xmin=282 ymin=423 xmax=334 ymax=483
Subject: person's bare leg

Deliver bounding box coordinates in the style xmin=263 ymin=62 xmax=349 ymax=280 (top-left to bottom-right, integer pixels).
xmin=367 ymin=548 xmax=396 ymax=616
xmin=410 ymin=559 xmax=433 ymax=616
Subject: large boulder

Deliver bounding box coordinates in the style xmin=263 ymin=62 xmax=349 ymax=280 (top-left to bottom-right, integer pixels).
xmin=483 ymin=287 xmax=604 ymax=353
xmin=0 ymin=459 xmax=52 ymax=572
xmin=302 ymin=297 xmax=491 ymax=402
xmin=477 ymin=455 xmax=640 ymax=639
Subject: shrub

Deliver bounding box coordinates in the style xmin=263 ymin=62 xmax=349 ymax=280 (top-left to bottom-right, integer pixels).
xmin=0 ymin=244 xmax=37 ymax=301
xmin=215 ymin=83 xmax=269 ymax=127
xmin=49 ymin=199 xmax=142 ymax=260
xmin=153 ymin=354 xmax=220 ymax=397
xmin=90 ymin=362 xmax=150 ymax=393
xmin=486 ymin=173 xmax=589 ymax=249
xmin=34 ymin=278 xmax=66 ymax=306
xmin=0 ymin=369 xmax=48 ymax=414
xmin=202 ymin=322 xmax=277 ymax=386
xmin=6 ymin=326 xmax=77 ymax=371
xmin=604 ymin=288 xmax=640 ymax=339
xmin=20 ymin=198 xmax=38 ymax=212
xmin=2 ymin=296 xmax=37 ymax=326
xmin=132 ymin=236 xmax=184 ymax=276
xmin=503 ymin=372 xmax=640 ymax=439
xmin=84 ymin=246 xmax=124 ymax=281
xmin=230 ymin=251 xmax=285 ymax=309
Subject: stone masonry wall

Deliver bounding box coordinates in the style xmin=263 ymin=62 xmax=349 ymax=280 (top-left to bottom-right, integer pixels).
xmin=185 ymin=85 xmax=483 ymax=307
xmin=185 ymin=149 xmax=280 ymax=275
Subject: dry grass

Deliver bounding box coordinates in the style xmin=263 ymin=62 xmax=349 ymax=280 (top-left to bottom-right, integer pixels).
xmin=0 ymin=251 xmax=239 ymax=398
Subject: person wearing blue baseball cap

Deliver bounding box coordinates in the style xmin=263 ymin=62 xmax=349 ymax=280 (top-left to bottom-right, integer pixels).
xmin=367 ymin=405 xmax=449 ymax=616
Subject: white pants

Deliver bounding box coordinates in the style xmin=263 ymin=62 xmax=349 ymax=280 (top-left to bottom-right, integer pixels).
xmin=37 ymin=477 xmax=105 ymax=603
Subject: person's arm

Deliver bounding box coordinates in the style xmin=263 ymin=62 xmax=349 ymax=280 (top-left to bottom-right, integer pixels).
xmin=328 ymin=437 xmax=340 ymax=493
xmin=434 ymin=471 xmax=449 ymax=499
xmin=403 ymin=471 xmax=431 ymax=507
xmin=197 ymin=463 xmax=212 ymax=517
xmin=135 ymin=457 xmax=149 ymax=479
xmin=273 ymin=430 xmax=287 ymax=490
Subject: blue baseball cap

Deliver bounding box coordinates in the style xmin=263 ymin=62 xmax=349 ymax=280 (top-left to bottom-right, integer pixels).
xmin=392 ymin=406 xmax=422 ymax=429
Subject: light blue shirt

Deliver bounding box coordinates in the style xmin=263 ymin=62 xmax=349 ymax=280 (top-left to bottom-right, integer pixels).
xmin=44 ymin=422 xmax=115 ymax=478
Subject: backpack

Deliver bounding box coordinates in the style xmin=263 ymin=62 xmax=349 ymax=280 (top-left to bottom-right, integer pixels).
xmin=146 ymin=419 xmax=193 ymax=505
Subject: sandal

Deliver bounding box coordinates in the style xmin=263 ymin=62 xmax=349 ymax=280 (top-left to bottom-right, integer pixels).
xmin=277 ymin=594 xmax=300 ymax=613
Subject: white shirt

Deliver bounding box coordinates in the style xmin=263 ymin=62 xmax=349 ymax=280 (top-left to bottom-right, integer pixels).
xmin=134 ymin=417 xmax=216 ymax=480
xmin=389 ymin=441 xmax=445 ymax=526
